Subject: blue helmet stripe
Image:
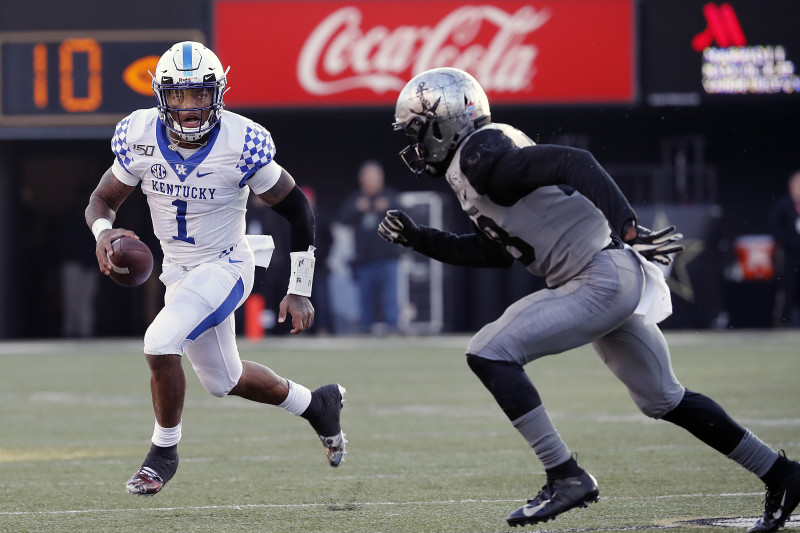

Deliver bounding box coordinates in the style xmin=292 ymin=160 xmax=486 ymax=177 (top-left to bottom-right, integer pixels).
xmin=182 ymin=42 xmax=192 ymax=71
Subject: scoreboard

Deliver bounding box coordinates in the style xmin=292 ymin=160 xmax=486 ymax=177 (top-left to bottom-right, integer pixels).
xmin=0 ymin=29 xmax=204 ymax=127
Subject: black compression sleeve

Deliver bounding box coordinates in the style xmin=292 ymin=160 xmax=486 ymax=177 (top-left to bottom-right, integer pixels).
xmin=660 ymin=389 xmax=746 ymax=455
xmin=412 ymin=225 xmax=514 ymax=268
xmin=270 ymin=185 xmax=316 ymax=252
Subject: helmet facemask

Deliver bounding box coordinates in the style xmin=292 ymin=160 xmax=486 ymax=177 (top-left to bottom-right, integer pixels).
xmin=394 ymin=114 xmax=432 ymax=176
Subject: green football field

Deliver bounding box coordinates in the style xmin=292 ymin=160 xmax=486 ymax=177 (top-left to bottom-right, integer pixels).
xmin=0 ymin=331 xmax=798 ymax=533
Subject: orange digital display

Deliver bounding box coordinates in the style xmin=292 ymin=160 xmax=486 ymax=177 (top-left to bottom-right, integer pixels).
xmin=0 ymin=30 xmax=203 ymax=127
xmin=57 ymin=38 xmax=103 ymax=113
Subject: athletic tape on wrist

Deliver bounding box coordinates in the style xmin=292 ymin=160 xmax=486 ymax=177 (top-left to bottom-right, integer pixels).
xmin=91 ymin=218 xmax=112 ymax=241
xmin=287 ymin=246 xmax=315 ymax=297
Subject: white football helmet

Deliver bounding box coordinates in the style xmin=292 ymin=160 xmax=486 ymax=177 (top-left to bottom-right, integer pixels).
xmin=393 ymin=67 xmax=491 ymax=176
xmin=152 ymin=41 xmax=229 ymax=142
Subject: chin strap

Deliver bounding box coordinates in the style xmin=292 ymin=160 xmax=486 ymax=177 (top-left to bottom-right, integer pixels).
xmin=167 ymin=133 xmax=208 ymax=151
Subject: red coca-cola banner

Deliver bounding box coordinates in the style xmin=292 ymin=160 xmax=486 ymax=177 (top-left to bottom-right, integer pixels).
xmin=214 ymin=0 xmax=634 ymax=108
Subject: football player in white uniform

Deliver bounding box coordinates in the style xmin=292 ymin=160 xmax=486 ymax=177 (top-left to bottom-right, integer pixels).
xmin=380 ymin=67 xmax=800 ymax=532
xmin=85 ymin=42 xmax=346 ymax=496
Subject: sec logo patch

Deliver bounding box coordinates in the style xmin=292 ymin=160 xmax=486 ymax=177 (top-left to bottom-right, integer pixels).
xmin=151 ymin=164 xmax=168 ymax=179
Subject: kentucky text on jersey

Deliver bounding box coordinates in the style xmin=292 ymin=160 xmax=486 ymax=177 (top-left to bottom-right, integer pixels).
xmin=151 ymin=180 xmax=216 ymax=199
xmin=111 ymin=107 xmax=278 ymax=266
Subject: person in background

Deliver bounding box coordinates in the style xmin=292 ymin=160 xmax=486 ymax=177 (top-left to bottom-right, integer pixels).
xmin=58 ymin=194 xmax=100 ymax=338
xmin=769 ymin=169 xmax=800 ymax=327
xmin=338 ymin=160 xmax=402 ymax=334
xmin=380 ymin=67 xmax=800 ymax=532
xmin=84 ymin=41 xmax=347 ymax=496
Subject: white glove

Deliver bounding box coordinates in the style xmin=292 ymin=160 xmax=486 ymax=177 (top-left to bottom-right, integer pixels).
xmin=629 ymin=225 xmax=685 ymax=265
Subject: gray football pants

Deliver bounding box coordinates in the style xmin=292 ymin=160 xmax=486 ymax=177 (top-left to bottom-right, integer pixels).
xmin=466 ymin=247 xmax=685 ymax=418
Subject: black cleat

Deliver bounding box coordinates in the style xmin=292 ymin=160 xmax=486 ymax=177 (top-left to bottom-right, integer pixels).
xmin=506 ymin=471 xmax=599 ymax=527
xmin=306 ymin=384 xmax=347 ymax=467
xmin=125 ymin=466 xmax=165 ymax=495
xmin=748 ymin=452 xmax=800 ymax=532
xmin=125 ymin=443 xmax=178 ymax=496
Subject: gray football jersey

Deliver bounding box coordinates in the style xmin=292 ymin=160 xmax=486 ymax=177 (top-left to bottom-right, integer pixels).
xmin=445 ymin=123 xmax=613 ymax=287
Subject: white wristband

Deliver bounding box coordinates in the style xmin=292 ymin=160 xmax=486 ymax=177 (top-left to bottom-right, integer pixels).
xmin=91 ymin=218 xmax=112 ymax=241
xmin=287 ymin=246 xmax=316 ymax=297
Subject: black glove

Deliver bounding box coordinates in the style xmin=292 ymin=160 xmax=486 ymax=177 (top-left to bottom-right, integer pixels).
xmin=628 ymin=225 xmax=685 ymax=265
xmin=378 ymin=210 xmax=420 ymax=247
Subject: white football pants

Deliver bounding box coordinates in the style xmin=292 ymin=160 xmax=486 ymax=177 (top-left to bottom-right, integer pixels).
xmin=144 ymin=239 xmax=256 ymax=397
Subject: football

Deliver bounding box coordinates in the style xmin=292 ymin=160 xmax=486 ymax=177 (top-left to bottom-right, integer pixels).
xmin=107 ymin=236 xmax=154 ymax=287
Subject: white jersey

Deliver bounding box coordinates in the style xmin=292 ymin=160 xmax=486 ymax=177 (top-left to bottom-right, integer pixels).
xmin=111 ymin=108 xmax=280 ymax=267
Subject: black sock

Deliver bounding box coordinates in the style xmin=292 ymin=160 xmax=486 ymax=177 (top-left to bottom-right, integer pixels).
xmin=301 ymin=390 xmax=322 ymax=423
xmin=142 ymin=443 xmax=179 ymax=483
xmin=761 ymin=452 xmax=790 ymax=486
xmin=545 ymin=456 xmax=584 ymax=481
xmin=300 ymin=385 xmax=340 ymax=437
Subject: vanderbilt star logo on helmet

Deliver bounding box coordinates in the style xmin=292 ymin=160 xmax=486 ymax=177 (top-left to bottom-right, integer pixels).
xmin=414 ymin=81 xmax=430 ymax=106
xmin=411 ymin=82 xmax=441 ymax=119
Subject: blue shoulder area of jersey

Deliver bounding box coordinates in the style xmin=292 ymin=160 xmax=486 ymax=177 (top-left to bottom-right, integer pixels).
xmin=235 ymin=122 xmax=275 ymax=187
xmin=156 ymin=122 xmax=220 ymax=183
xmin=111 ymin=116 xmax=133 ymax=170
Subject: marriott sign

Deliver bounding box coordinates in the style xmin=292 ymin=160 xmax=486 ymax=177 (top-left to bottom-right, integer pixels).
xmin=215 ymin=0 xmax=634 ymax=108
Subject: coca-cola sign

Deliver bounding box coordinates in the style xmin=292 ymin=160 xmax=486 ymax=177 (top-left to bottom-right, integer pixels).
xmin=215 ymin=0 xmax=634 ymax=107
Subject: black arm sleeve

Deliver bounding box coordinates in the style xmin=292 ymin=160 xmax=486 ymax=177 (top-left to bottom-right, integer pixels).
xmin=411 ymin=225 xmax=514 ymax=268
xmin=270 ymin=185 xmax=316 ymax=252
xmin=483 ymin=142 xmax=638 ymax=238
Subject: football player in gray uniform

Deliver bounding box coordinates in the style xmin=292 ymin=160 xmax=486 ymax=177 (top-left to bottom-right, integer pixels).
xmin=379 ymin=67 xmax=799 ymax=532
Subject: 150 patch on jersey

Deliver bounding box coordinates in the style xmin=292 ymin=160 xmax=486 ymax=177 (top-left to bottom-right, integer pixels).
xmin=132 ymin=144 xmax=155 ymax=156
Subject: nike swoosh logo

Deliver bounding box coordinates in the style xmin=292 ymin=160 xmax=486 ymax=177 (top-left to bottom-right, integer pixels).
xmin=228 ymin=258 xmax=243 ymax=263
xmin=522 ymin=499 xmax=550 ymax=517
xmin=773 ymin=491 xmax=787 ymax=520
xmin=197 ymin=171 xmax=214 ymax=177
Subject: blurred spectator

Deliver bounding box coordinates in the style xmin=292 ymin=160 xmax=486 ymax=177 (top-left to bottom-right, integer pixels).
xmin=58 ymin=209 xmax=99 ymax=337
xmin=337 ymin=160 xmax=402 ymax=334
xmin=300 ymin=185 xmax=334 ymax=335
xmin=326 ymin=220 xmax=361 ymax=335
xmin=19 ymin=158 xmax=102 ymax=338
xmin=769 ymin=169 xmax=800 ymax=327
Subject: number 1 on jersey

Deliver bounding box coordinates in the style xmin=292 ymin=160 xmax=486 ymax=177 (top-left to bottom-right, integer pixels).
xmin=172 ymin=199 xmax=196 ymax=244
